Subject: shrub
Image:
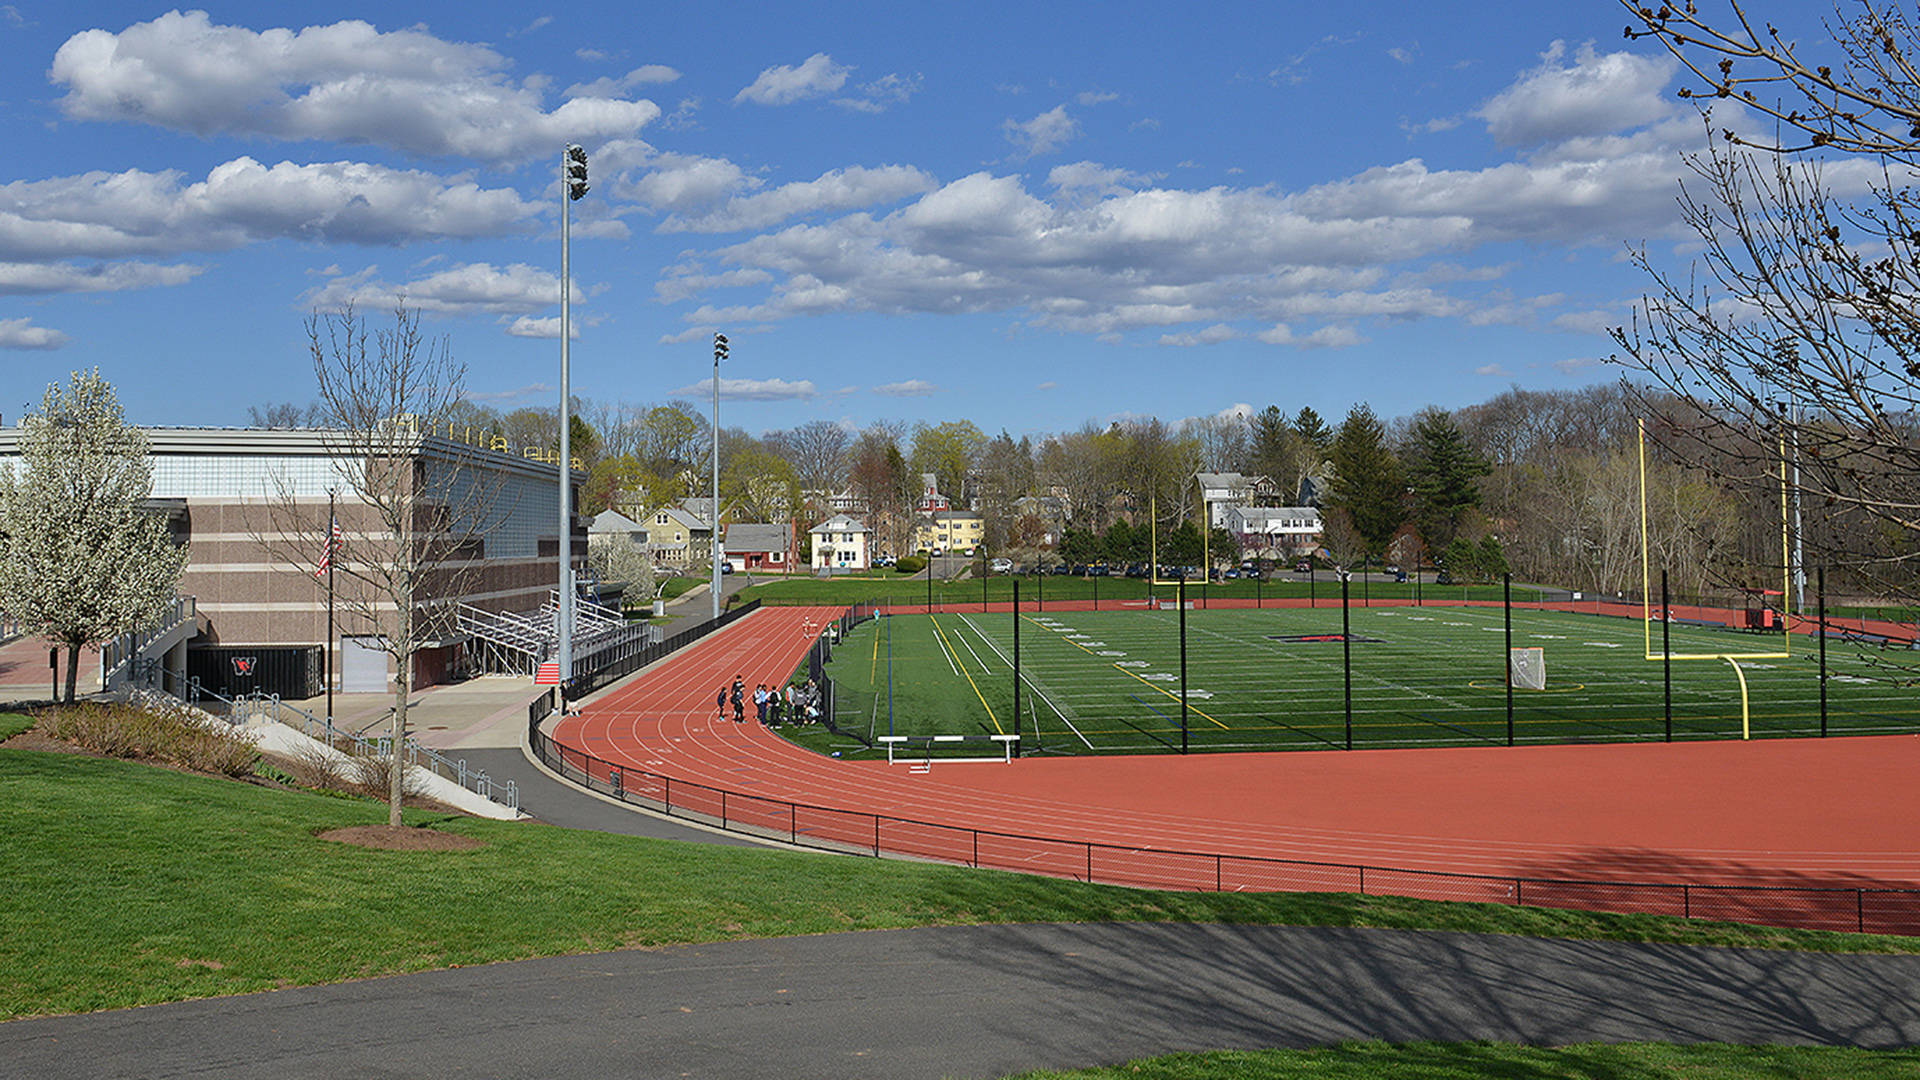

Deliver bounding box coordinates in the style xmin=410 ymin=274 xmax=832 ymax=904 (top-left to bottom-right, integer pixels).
xmin=282 ymin=744 xmax=349 ymax=791
xmin=348 ymin=754 xmax=425 ymax=801
xmin=894 ymin=555 xmax=927 ymax=575
xmin=40 ymin=700 xmax=259 ymax=777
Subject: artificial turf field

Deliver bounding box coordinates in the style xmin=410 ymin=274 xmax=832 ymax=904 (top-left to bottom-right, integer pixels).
xmin=810 ymin=604 xmax=1920 ymax=756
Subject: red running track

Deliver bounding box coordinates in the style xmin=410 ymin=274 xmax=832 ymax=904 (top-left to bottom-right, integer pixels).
xmin=551 ymin=606 xmax=1920 ymax=925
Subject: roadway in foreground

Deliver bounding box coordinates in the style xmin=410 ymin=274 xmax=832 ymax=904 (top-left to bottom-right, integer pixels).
xmin=6 ymin=922 xmax=1919 ymax=1079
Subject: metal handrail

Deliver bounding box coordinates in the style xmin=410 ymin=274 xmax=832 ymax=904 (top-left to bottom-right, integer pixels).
xmin=100 ymin=595 xmax=196 ymax=686
xmin=146 ymin=669 xmax=517 ymax=813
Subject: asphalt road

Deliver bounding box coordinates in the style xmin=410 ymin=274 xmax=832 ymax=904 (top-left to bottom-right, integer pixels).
xmin=8 ymin=922 xmax=1920 ymax=1079
xmin=459 ymin=746 xmax=765 ymax=848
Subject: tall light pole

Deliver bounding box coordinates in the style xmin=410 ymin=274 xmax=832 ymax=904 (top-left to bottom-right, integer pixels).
xmin=559 ymin=144 xmax=588 ymax=689
xmin=712 ymin=332 xmax=728 ymax=620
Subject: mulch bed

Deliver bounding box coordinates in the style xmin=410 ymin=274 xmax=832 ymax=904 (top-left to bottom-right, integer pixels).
xmin=1 ymin=729 xmax=83 ymax=754
xmin=316 ymin=825 xmax=487 ymax=852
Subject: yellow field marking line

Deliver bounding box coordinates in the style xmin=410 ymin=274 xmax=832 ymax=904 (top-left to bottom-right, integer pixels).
xmin=930 ymin=614 xmax=1004 ymax=734
xmin=871 ymin=615 xmax=880 ymax=684
xmin=1021 ymin=614 xmax=1229 ymax=730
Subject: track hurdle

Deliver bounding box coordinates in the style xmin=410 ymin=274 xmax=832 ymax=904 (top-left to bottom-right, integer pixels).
xmin=878 ymin=733 xmax=1020 ymax=766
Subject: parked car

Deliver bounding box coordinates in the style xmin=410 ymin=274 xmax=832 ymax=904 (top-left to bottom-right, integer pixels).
xmin=1294 ymin=559 xmax=1314 ymax=573
xmin=963 ymin=547 xmax=977 ymax=557
xmin=989 ymin=557 xmax=1013 ymax=574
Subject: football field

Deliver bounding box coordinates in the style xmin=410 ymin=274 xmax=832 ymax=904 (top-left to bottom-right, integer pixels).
xmin=818 ymin=605 xmax=1920 ymax=755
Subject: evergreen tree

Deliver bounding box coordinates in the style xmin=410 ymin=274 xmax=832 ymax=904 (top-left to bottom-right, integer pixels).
xmin=1103 ymin=519 xmax=1137 ymax=564
xmin=1405 ymin=408 xmax=1490 ymax=549
xmin=1325 ymin=403 xmax=1405 ymax=558
xmin=1292 ymin=406 xmax=1333 ymax=452
xmin=1478 ymin=535 xmax=1510 ymax=582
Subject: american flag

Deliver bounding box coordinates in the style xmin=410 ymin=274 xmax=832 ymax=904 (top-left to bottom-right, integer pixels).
xmin=315 ymin=514 xmax=342 ymax=579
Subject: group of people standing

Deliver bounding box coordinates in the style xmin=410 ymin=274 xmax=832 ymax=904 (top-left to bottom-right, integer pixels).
xmin=717 ymin=674 xmax=824 ymax=727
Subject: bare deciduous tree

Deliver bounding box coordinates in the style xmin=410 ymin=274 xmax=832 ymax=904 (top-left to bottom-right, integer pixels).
xmin=1616 ymin=0 xmax=1920 ymax=644
xmin=261 ymin=307 xmax=506 ymax=827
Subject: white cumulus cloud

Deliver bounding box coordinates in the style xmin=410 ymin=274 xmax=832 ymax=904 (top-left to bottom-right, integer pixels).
xmin=0 ymin=158 xmax=537 ymax=263
xmin=665 ymin=377 xmax=818 ymax=400
xmin=305 ymin=262 xmax=572 ymax=316
xmin=873 ymin=379 xmax=939 ymax=397
xmin=1477 ymin=41 xmax=1677 ymax=147
xmin=0 ymin=260 xmax=201 ymax=295
xmin=734 ymin=53 xmax=850 ymax=106
xmin=1004 ymin=105 xmax=1079 ymax=158
xmin=50 ymin=11 xmax=659 ymax=161
xmin=0 ymin=317 xmax=69 ymax=350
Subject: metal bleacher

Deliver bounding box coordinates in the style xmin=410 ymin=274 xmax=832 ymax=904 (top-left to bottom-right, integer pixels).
xmin=457 ymin=590 xmax=656 ymax=679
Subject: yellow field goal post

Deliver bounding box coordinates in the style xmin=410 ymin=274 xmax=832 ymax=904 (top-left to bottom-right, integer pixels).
xmin=1147 ymin=493 xmax=1211 ymax=591
xmin=1638 ymin=417 xmax=1794 ymax=738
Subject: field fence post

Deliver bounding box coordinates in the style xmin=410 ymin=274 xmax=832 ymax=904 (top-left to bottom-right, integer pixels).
xmin=1504 ymin=573 xmax=1514 ymax=747
xmin=1663 ymin=571 xmax=1672 ymax=742
xmin=1818 ymin=566 xmax=1828 ymax=737
xmin=1342 ymin=573 xmax=1352 ymax=751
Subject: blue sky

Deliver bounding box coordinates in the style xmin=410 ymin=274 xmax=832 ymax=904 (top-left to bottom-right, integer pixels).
xmin=0 ymin=2 xmax=1801 ymax=437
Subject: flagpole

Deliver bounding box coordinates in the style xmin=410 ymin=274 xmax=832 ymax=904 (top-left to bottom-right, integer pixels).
xmin=326 ymin=487 xmax=336 ymax=726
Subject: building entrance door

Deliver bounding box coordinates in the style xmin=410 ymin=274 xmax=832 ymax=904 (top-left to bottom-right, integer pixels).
xmin=341 ymin=636 xmax=388 ymax=693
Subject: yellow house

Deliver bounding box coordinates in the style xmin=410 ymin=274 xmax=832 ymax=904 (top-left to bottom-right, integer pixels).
xmin=644 ymin=506 xmax=703 ymax=566
xmin=912 ymin=510 xmax=985 ymax=554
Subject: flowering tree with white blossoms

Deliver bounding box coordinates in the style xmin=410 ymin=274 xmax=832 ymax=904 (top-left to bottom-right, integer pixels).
xmin=0 ymin=371 xmax=187 ymax=701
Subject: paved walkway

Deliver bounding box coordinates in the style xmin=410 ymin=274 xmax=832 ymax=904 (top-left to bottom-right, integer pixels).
xmin=7 ymin=922 xmax=1920 ymax=1079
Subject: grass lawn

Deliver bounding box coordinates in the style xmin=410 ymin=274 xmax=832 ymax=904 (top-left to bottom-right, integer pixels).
xmin=743 ymin=573 xmax=1544 ymax=609
xmin=8 ymin=723 xmax=1920 ymax=1021
xmin=1009 ymin=1042 xmax=1920 ymax=1078
xmin=655 ymin=575 xmax=706 ymax=601
xmin=789 ymin=604 xmax=1914 ymax=757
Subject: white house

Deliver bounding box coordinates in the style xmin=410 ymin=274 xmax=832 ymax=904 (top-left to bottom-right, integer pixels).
xmin=1194 ymin=471 xmax=1282 ymax=528
xmin=809 ymin=514 xmax=871 ymax=570
xmin=1226 ymin=505 xmax=1323 ymax=556
xmin=587 ymin=509 xmax=648 ymax=548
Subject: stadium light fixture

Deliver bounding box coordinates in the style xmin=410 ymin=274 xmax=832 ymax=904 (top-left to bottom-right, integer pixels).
xmin=558 ymin=143 xmax=588 ymax=698
xmin=711 ymin=332 xmax=728 ymax=620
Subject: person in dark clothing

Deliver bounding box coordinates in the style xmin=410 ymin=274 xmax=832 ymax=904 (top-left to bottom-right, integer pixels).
xmin=730 ymin=676 xmax=745 ymax=723
xmin=715 ymin=685 xmax=727 ymax=720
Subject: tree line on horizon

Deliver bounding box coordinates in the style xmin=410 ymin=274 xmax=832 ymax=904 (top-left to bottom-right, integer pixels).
xmin=246 ymin=379 xmax=1818 ymax=603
